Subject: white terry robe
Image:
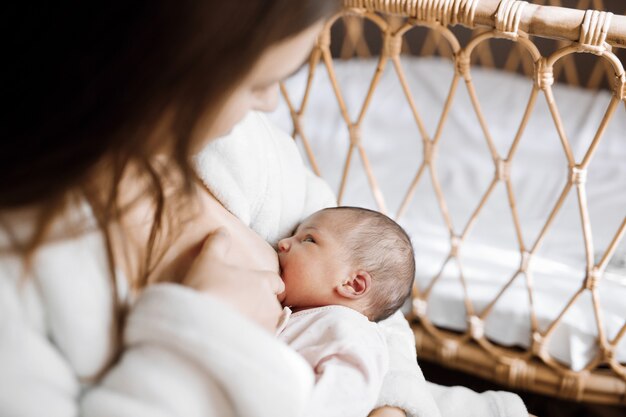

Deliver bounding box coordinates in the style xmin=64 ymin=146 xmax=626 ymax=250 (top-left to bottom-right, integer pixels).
xmin=277 ymin=306 xmax=389 ymax=417
xmin=195 ymin=110 xmax=529 ymax=417
xmin=0 ymin=213 xmax=315 ymax=417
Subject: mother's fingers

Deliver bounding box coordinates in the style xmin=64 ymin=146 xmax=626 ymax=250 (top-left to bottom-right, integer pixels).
xmin=182 ymin=233 xmax=285 ymax=332
xmin=197 ymin=228 xmax=231 ymax=263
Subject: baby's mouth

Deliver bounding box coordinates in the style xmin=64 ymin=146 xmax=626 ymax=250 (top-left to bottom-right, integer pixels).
xmin=277 ymin=268 xmax=287 ymax=304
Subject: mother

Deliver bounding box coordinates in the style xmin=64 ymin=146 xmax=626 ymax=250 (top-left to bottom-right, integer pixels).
xmin=1 ymin=2 xmax=527 ymax=417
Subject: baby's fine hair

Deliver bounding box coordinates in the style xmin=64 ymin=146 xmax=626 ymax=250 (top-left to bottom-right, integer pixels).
xmin=322 ymin=206 xmax=415 ymax=322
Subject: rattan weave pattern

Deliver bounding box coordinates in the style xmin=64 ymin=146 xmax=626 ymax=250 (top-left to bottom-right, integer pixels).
xmin=280 ymin=0 xmax=626 ymax=405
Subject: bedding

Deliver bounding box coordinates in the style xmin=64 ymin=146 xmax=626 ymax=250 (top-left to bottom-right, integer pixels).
xmin=269 ymin=56 xmax=626 ymax=371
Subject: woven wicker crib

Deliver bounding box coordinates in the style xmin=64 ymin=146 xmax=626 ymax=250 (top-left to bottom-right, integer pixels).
xmin=276 ymin=0 xmax=626 ymax=407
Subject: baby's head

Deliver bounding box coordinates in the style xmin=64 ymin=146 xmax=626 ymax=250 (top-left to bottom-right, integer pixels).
xmin=277 ymin=206 xmax=415 ymax=322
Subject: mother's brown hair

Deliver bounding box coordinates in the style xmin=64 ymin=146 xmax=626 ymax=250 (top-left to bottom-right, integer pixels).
xmin=3 ymin=1 xmax=340 ymax=280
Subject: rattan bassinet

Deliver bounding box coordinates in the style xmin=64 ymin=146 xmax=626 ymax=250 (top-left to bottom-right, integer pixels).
xmin=277 ymin=0 xmax=626 ymax=406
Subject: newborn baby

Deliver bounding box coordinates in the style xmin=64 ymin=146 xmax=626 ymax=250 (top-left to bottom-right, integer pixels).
xmin=276 ymin=206 xmax=415 ymax=417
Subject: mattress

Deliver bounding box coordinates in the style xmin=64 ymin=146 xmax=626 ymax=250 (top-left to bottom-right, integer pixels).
xmin=269 ymin=56 xmax=626 ymax=371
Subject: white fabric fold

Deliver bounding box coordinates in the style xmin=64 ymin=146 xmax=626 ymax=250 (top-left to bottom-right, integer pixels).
xmin=195 ymin=111 xmax=336 ymax=247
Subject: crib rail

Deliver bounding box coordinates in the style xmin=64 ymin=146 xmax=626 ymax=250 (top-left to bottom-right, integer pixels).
xmin=280 ymin=0 xmax=626 ymax=405
xmin=343 ymin=0 xmax=626 ymax=47
xmin=337 ymin=0 xmax=626 ymax=89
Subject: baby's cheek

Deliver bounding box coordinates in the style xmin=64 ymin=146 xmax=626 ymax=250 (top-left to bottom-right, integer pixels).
xmin=282 ymin=270 xmax=295 ymax=288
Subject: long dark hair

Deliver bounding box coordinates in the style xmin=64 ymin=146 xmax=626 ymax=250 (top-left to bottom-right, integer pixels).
xmin=3 ymin=1 xmax=340 ymax=271
xmin=2 ymin=1 xmax=341 ymax=377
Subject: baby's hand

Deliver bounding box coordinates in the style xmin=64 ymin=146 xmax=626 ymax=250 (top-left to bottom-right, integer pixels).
xmin=183 ymin=228 xmax=285 ymax=332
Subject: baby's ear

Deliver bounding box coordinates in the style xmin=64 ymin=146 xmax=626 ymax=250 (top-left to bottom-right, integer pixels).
xmin=336 ymin=270 xmax=371 ymax=299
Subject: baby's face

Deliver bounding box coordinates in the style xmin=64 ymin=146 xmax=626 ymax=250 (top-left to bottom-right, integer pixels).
xmin=277 ymin=210 xmax=351 ymax=309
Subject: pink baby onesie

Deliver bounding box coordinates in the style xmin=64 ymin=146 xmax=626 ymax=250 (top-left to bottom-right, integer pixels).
xmin=277 ymin=305 xmax=389 ymax=417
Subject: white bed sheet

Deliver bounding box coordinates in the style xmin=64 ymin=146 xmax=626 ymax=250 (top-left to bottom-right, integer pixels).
xmin=269 ymin=56 xmax=626 ymax=371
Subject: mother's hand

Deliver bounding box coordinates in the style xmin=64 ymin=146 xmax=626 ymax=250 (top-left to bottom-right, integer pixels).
xmin=183 ymin=228 xmax=285 ymax=333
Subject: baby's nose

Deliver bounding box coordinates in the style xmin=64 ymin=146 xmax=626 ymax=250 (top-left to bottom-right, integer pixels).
xmin=277 ymin=239 xmax=290 ymax=253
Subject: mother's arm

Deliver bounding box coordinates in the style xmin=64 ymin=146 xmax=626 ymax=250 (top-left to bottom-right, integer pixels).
xmin=0 ymin=219 xmax=313 ymax=417
xmin=84 ymin=282 xmax=313 ymax=417
xmin=375 ymin=311 xmax=441 ymax=417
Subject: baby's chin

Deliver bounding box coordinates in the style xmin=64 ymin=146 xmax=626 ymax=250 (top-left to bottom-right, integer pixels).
xmin=279 ymin=262 xmax=292 ymax=285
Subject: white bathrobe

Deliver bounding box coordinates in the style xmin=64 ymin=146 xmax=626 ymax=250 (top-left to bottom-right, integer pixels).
xmin=0 ymin=111 xmax=527 ymax=417
xmin=0 ymin=222 xmax=313 ymax=417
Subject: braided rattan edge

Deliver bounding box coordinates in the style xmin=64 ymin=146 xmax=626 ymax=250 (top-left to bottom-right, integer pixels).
xmin=345 ymin=0 xmax=626 ymax=48
xmin=411 ymin=319 xmax=626 ymax=404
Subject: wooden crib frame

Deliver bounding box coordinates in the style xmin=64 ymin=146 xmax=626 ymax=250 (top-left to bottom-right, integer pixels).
xmin=280 ymin=0 xmax=626 ymax=405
